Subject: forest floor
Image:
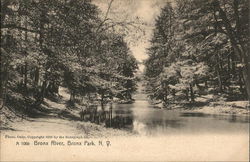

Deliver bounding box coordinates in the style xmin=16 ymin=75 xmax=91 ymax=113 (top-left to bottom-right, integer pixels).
xmin=0 ymin=88 xmax=134 ymax=138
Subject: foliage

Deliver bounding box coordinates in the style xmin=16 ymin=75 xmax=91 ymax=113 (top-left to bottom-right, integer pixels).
xmin=0 ymin=0 xmax=138 ymax=112
xmin=144 ymin=0 xmax=250 ymax=105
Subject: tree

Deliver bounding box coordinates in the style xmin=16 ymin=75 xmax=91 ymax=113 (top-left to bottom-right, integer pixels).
xmin=144 ymin=0 xmax=249 ymax=105
xmin=176 ymin=0 xmax=249 ymax=100
xmin=1 ymin=0 xmax=138 ymax=114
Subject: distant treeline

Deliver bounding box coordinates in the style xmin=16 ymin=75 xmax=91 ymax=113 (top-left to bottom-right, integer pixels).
xmin=0 ymin=0 xmax=138 ymax=112
xmin=144 ymin=0 xmax=249 ymax=105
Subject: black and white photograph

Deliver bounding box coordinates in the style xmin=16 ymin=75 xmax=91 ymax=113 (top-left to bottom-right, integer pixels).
xmin=0 ymin=0 xmax=249 ymax=161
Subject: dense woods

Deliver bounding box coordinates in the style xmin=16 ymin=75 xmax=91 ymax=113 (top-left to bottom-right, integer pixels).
xmin=0 ymin=0 xmax=138 ymax=114
xmin=144 ymin=0 xmax=250 ymax=106
xmin=0 ymin=2 xmax=249 ymax=161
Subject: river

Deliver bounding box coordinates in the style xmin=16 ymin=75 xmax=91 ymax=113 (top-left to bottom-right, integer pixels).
xmin=111 ymin=88 xmax=249 ymax=136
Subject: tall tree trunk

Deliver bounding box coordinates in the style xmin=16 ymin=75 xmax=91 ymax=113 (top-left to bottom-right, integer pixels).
xmin=34 ymin=6 xmax=47 ymax=106
xmin=241 ymin=66 xmax=250 ymax=100
xmin=34 ymin=71 xmax=48 ymax=106
xmin=214 ymin=0 xmax=250 ymax=101
xmin=41 ymin=81 xmax=47 ymax=101
xmin=24 ymin=16 xmax=28 ymax=92
xmin=24 ymin=63 xmax=28 ymax=90
xmin=34 ymin=67 xmax=39 ymax=86
xmin=0 ymin=51 xmax=4 ymax=109
xmin=0 ymin=4 xmax=13 ymax=109
xmin=231 ymin=52 xmax=236 ymax=73
xmin=216 ymin=68 xmax=223 ymax=92
xmin=109 ymin=103 xmax=113 ymax=127
xmin=227 ymin=54 xmax=231 ymax=72
xmin=0 ymin=65 xmax=8 ymax=110
xmin=185 ymin=89 xmax=189 ymax=102
xmin=70 ymin=91 xmax=75 ymax=102
xmin=0 ymin=35 xmax=11 ymax=109
xmin=189 ymin=84 xmax=195 ymax=103
xmin=101 ymin=92 xmax=104 ymax=110
xmin=239 ymin=72 xmax=245 ymax=97
xmin=172 ymin=89 xmax=176 ymax=103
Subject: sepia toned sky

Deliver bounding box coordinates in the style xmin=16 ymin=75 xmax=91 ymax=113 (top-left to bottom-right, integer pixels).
xmin=93 ymin=0 xmax=169 ymax=72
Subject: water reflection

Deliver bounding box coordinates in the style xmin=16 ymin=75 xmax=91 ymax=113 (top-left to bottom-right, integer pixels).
xmin=180 ymin=112 xmax=210 ymax=117
xmin=111 ymin=100 xmax=249 ymax=135
xmin=145 ymin=119 xmax=183 ymax=129
xmin=210 ymin=114 xmax=249 ymax=123
xmin=113 ymin=109 xmax=133 ymax=115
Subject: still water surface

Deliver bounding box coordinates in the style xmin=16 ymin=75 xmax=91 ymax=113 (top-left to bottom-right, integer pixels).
xmin=112 ymin=93 xmax=249 ymax=136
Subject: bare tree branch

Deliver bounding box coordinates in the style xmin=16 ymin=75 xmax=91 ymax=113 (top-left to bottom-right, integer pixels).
xmin=96 ymin=0 xmax=114 ymax=32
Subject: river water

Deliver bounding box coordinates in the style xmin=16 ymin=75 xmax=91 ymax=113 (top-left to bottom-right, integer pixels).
xmin=112 ymin=91 xmax=249 ymax=136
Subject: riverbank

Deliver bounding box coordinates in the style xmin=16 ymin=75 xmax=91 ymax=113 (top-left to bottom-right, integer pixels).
xmin=0 ymin=106 xmax=135 ymax=138
xmin=1 ymin=89 xmax=249 ymax=137
xmin=155 ymin=95 xmax=249 ymax=116
xmin=191 ymin=101 xmax=249 ymax=116
xmin=0 ymin=87 xmax=135 ymax=138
